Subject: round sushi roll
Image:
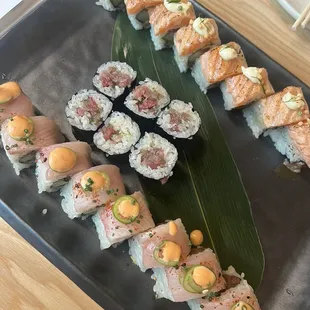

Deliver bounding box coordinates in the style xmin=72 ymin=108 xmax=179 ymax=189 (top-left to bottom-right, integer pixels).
xmin=93 ymin=111 xmax=141 ymax=155
xmin=93 ymin=62 xmax=137 ymax=99
xmin=129 ymin=132 xmax=178 ymax=182
xmin=157 ymin=100 xmax=201 ymax=139
xmin=65 ymin=89 xmax=112 ymax=131
xmin=124 ymin=78 xmax=170 ymax=119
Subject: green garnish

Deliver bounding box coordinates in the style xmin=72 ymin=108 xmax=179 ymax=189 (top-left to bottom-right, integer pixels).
xmin=128 ymin=229 xmax=133 ymax=233
xmin=0 ymin=108 xmax=5 ymax=112
xmin=83 ymin=177 xmax=94 ymax=192
xmin=149 ymin=233 xmax=153 ymax=238
xmin=205 ymin=291 xmax=221 ymax=301
xmin=131 ymin=199 xmax=136 ymax=205
xmin=136 ymin=220 xmax=140 ymax=224
xmin=177 ymin=5 xmax=183 ymax=11
xmin=106 ymin=188 xmax=115 ymax=195
xmin=167 ymin=0 xmax=180 ymax=3
xmin=5 ymin=145 xmax=10 ymax=150
xmin=298 ymin=111 xmax=303 ymax=116
xmin=24 ymin=129 xmax=29 ymax=133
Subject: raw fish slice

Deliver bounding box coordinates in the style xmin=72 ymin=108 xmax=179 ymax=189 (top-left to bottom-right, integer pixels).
xmin=126 ymin=0 xmax=163 ymax=15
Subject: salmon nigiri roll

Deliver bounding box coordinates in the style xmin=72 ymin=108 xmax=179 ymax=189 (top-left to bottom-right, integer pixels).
xmin=149 ymin=0 xmax=196 ymax=51
xmin=192 ymin=42 xmax=247 ymax=93
xmin=61 ymin=164 xmax=126 ymax=219
xmin=243 ymin=86 xmax=309 ymax=138
xmin=36 ymin=141 xmax=92 ymax=193
xmin=1 ymin=116 xmax=64 ymax=175
xmin=221 ymin=66 xmax=275 ymax=111
xmin=174 ymin=18 xmax=221 ymax=72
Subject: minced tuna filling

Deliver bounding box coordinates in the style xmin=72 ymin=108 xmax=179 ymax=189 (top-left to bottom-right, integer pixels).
xmin=132 ymin=85 xmax=159 ymax=112
xmin=100 ymin=67 xmax=132 ymax=88
xmin=169 ymin=109 xmax=191 ymax=132
xmin=141 ymin=148 xmax=166 ymax=169
xmin=76 ymin=97 xmax=101 ymax=123
xmin=101 ymin=125 xmax=122 ymax=143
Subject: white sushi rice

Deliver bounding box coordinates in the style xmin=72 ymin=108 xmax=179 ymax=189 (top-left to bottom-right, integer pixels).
xmin=93 ymin=62 xmax=137 ymax=99
xmin=92 ymin=211 xmax=112 ymax=249
xmin=243 ymin=102 xmax=266 ymax=138
xmin=152 ymin=268 xmax=175 ymax=301
xmin=128 ymin=14 xmax=144 ymax=30
xmin=129 ymin=132 xmax=178 ymax=180
xmin=191 ymin=58 xmax=211 ymax=94
xmin=220 ymin=82 xmax=235 ymax=111
xmin=65 ymin=89 xmax=112 ymax=131
xmin=157 ymin=100 xmax=201 ymax=139
xmin=150 ymin=26 xmax=166 ymax=51
xmin=173 ymin=46 xmax=189 ymax=73
xmin=128 ymin=237 xmax=146 ymax=272
xmin=124 ymin=78 xmax=170 ymax=119
xmin=93 ymin=111 xmax=141 ymax=155
xmin=264 ymin=128 xmax=302 ymax=163
xmin=60 ymin=179 xmax=80 ymax=219
xmin=96 ymin=0 xmax=117 ymax=11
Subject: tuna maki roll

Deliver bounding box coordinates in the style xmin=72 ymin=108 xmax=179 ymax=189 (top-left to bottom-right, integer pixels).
xmin=92 ymin=191 xmax=155 ymax=249
xmin=124 ymin=78 xmax=170 ymax=119
xmin=96 ymin=0 xmax=124 ymax=12
xmin=93 ymin=62 xmax=137 ymax=99
xmin=128 ymin=219 xmax=191 ymax=272
xmin=157 ymin=100 xmax=201 ymax=138
xmin=60 ymin=164 xmax=126 ymax=219
xmin=129 ymin=132 xmax=178 ymax=182
xmin=153 ymin=248 xmax=226 ymax=302
xmin=65 ymin=89 xmax=113 ymax=131
xmin=93 ymin=111 xmax=140 ymax=155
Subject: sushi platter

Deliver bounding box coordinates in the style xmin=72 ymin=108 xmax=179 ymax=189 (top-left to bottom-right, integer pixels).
xmin=0 ymin=0 xmax=310 ymax=309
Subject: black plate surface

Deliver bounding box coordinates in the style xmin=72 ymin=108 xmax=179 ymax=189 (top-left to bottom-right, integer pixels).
xmin=0 ymin=0 xmax=310 ymax=309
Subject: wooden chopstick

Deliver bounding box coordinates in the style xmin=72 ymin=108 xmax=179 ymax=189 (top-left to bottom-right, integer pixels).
xmin=292 ymin=2 xmax=310 ymax=31
xmin=301 ymin=10 xmax=310 ymax=28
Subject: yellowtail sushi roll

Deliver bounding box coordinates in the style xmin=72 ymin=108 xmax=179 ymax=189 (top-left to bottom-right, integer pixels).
xmin=1 ymin=115 xmax=64 ymax=175
xmin=60 ymin=164 xmax=126 ymax=219
xmin=92 ymin=191 xmax=155 ymax=249
xmin=152 ymin=248 xmax=226 ymax=302
xmin=128 ymin=218 xmax=191 ymax=272
xmin=35 ymin=141 xmax=92 ymax=193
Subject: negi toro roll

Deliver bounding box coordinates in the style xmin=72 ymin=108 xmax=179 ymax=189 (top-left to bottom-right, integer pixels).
xmin=188 ymin=266 xmax=261 ymax=310
xmin=149 ymin=0 xmax=196 ymax=51
xmin=157 ymin=99 xmax=201 ymax=139
xmin=128 ymin=219 xmax=191 ymax=272
xmin=174 ymin=18 xmax=221 ymax=72
xmin=152 ymin=248 xmax=226 ymax=302
xmin=36 ymin=141 xmax=92 ymax=193
xmin=192 ymin=42 xmax=247 ymax=93
xmin=93 ymin=111 xmax=140 ymax=155
xmin=243 ymin=86 xmax=309 ymax=138
xmin=93 ymin=62 xmax=137 ymax=100
xmin=124 ymin=78 xmax=170 ymax=118
xmin=129 ymin=132 xmax=178 ymax=182
xmin=92 ymin=191 xmax=155 ymax=249
xmin=126 ymin=0 xmax=163 ymax=30
xmin=60 ymin=165 xmax=126 ymax=219
xmin=65 ymin=89 xmax=112 ymax=131
xmin=1 ymin=116 xmax=64 ymax=175
xmin=221 ymin=66 xmax=274 ymax=111
xmin=96 ymin=0 xmax=124 ymax=12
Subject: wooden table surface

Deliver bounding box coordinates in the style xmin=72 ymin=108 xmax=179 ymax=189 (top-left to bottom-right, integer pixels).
xmin=1 ymin=1 xmax=310 ymax=309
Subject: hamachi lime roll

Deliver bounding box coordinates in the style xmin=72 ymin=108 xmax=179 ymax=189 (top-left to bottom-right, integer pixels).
xmin=1 ymin=115 xmax=64 ymax=175
xmin=124 ymin=78 xmax=170 ymax=119
xmin=93 ymin=62 xmax=137 ymax=100
xmin=152 ymin=248 xmax=226 ymax=302
xmin=60 ymin=165 xmax=126 ymax=219
xmin=92 ymin=191 xmax=155 ymax=249
xmin=188 ymin=266 xmax=261 ymax=310
xmin=93 ymin=111 xmax=140 ymax=155
xmin=157 ymin=100 xmax=201 ymax=139
xmin=35 ymin=141 xmax=92 ymax=193
xmin=65 ymin=89 xmax=112 ymax=131
xmin=96 ymin=0 xmax=124 ymax=11
xmin=128 ymin=218 xmax=191 ymax=272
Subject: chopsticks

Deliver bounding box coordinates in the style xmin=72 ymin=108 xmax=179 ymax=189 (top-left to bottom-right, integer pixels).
xmin=292 ymin=2 xmax=310 ymax=30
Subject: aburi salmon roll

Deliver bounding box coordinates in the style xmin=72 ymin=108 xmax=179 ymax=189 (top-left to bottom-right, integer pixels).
xmin=149 ymin=0 xmax=196 ymax=51
xmin=129 ymin=132 xmax=178 ymax=183
xmin=152 ymin=248 xmax=226 ymax=302
xmin=157 ymin=100 xmax=201 ymax=139
xmin=36 ymin=141 xmax=92 ymax=193
xmin=93 ymin=111 xmax=140 ymax=155
xmin=60 ymin=164 xmax=126 ymax=219
xmin=124 ymin=79 xmax=170 ymax=118
xmin=128 ymin=219 xmax=191 ymax=272
xmin=243 ymin=86 xmax=309 ymax=138
xmin=96 ymin=0 xmax=124 ymax=11
xmin=192 ymin=42 xmax=247 ymax=93
xmin=221 ymin=66 xmax=274 ymax=111
xmin=174 ymin=18 xmax=221 ymax=72
xmin=126 ymin=0 xmax=163 ymax=30
xmin=1 ymin=116 xmax=64 ymax=175
xmin=92 ymin=191 xmax=155 ymax=249
xmin=188 ymin=266 xmax=261 ymax=310
xmin=65 ymin=89 xmax=112 ymax=131
xmin=93 ymin=62 xmax=137 ymax=100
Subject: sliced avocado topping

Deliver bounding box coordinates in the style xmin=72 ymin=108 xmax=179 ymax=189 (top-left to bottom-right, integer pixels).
xmin=153 ymin=240 xmax=181 ymax=267
xmin=112 ymin=195 xmax=140 ymax=224
xmin=231 ymin=301 xmax=254 ymax=310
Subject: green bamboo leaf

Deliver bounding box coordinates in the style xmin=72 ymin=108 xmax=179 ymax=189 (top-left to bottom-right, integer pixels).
xmin=112 ymin=13 xmax=264 ymax=289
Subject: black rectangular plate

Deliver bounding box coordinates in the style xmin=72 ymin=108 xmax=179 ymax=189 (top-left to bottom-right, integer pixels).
xmin=0 ymin=0 xmax=310 ymax=309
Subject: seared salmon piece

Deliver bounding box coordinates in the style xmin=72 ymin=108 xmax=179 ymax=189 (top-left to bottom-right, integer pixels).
xmin=126 ymin=0 xmax=162 ymax=15
xmin=222 ymin=68 xmax=275 ymax=110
